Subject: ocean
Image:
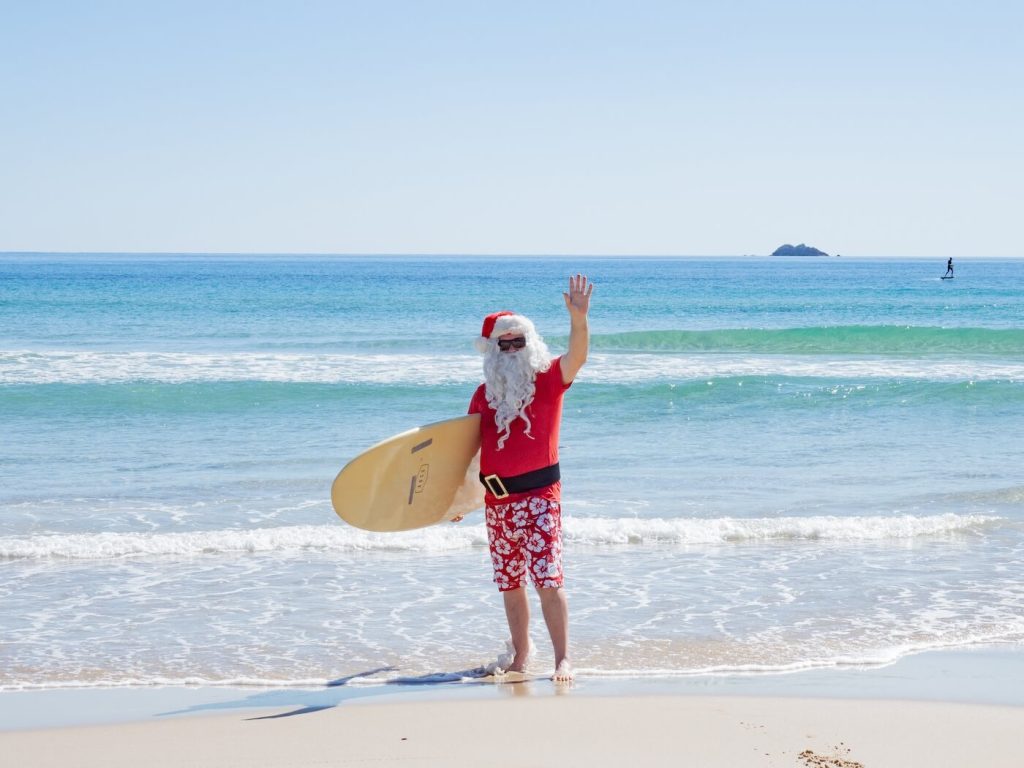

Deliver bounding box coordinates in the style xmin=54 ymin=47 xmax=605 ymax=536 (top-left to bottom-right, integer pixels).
xmin=1 ymin=254 xmax=1022 ymax=690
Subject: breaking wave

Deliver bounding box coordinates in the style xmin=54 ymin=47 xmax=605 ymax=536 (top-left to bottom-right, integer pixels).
xmin=3 ymin=349 xmax=1023 ymax=385
xmin=587 ymin=326 xmax=1024 ymax=355
xmin=0 ymin=514 xmax=1001 ymax=561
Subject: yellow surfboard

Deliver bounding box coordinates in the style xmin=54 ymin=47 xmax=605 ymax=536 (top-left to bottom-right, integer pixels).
xmin=331 ymin=414 xmax=484 ymax=532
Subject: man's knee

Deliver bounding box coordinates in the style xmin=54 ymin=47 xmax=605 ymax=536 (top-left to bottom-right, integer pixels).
xmin=535 ymin=585 xmax=565 ymax=601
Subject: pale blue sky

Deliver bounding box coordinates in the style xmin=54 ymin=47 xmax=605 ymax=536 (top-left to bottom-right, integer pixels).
xmin=2 ymin=1 xmax=1021 ymax=256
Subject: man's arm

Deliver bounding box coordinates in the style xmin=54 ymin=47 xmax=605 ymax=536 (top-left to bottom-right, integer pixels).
xmin=561 ymin=274 xmax=593 ymax=385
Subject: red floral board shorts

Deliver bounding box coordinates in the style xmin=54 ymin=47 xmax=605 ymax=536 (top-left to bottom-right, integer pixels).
xmin=485 ymin=488 xmax=564 ymax=592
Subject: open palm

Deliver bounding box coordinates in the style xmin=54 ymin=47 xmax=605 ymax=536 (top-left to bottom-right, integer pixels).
xmin=563 ymin=274 xmax=593 ymax=319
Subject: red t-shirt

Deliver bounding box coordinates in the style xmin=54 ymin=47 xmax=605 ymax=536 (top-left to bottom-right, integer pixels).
xmin=469 ymin=356 xmax=572 ymax=488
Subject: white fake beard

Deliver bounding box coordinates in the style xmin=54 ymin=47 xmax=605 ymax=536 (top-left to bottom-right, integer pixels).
xmin=483 ymin=342 xmax=551 ymax=450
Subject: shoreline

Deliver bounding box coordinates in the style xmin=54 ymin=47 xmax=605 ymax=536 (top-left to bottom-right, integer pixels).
xmin=2 ymin=644 xmax=1022 ymax=734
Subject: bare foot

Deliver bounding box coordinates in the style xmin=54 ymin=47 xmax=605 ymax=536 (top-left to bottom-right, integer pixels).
xmin=552 ymin=658 xmax=574 ymax=683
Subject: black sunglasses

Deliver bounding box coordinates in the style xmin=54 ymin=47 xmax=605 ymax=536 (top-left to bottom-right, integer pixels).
xmin=497 ymin=337 xmax=527 ymax=351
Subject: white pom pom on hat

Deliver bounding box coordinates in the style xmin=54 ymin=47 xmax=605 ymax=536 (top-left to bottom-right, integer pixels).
xmin=475 ymin=310 xmax=534 ymax=353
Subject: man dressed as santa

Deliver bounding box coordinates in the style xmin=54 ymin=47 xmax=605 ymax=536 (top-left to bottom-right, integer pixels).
xmin=458 ymin=274 xmax=592 ymax=683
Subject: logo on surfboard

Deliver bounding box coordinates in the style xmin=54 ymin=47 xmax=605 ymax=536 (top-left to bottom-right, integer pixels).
xmin=407 ymin=438 xmax=433 ymax=504
xmin=415 ymin=464 xmax=429 ymax=493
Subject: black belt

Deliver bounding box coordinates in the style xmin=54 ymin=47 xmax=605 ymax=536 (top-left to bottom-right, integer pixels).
xmin=479 ymin=463 xmax=560 ymax=500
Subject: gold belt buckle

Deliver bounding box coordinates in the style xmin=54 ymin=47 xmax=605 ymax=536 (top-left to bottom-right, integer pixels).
xmin=483 ymin=474 xmax=510 ymax=499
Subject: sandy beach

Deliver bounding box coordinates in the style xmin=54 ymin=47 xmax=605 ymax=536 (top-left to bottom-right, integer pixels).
xmin=4 ymin=648 xmax=1024 ymax=766
xmin=2 ymin=691 xmax=1021 ymax=768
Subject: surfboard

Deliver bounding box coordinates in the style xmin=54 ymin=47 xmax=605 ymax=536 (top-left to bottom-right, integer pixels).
xmin=941 ymin=275 xmax=955 ymax=280
xmin=331 ymin=414 xmax=484 ymax=532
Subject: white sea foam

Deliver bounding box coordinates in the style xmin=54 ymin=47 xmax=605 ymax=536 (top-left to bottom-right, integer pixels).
xmin=0 ymin=524 xmax=487 ymax=561
xmin=564 ymin=513 xmax=1003 ymax=545
xmin=0 ymin=675 xmax=348 ymax=692
xmin=4 ymin=635 xmax=1023 ymax=692
xmin=2 ymin=349 xmax=1023 ymax=385
xmin=0 ymin=514 xmax=1001 ymax=561
xmin=571 ymin=635 xmax=1024 ymax=679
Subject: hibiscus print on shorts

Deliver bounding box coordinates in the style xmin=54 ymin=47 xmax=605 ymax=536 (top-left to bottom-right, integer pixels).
xmin=485 ymin=494 xmax=564 ymax=591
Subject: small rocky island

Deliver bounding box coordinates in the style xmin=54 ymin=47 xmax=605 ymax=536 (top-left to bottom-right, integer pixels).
xmin=772 ymin=243 xmax=830 ymax=256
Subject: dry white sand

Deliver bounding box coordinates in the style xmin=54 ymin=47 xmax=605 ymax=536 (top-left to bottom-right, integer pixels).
xmin=2 ymin=693 xmax=1021 ymax=768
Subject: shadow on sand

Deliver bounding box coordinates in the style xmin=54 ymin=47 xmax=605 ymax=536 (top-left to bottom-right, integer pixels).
xmin=157 ymin=663 xmax=548 ymax=721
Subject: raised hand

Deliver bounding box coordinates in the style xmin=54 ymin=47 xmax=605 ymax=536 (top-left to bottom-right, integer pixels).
xmin=560 ymin=274 xmax=592 ymax=385
xmin=563 ymin=273 xmax=593 ymax=320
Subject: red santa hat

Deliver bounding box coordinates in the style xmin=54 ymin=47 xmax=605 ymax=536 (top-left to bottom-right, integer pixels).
xmin=475 ymin=311 xmax=533 ymax=353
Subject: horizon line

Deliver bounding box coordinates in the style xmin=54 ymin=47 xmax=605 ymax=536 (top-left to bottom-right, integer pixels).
xmin=2 ymin=250 xmax=1017 ymax=260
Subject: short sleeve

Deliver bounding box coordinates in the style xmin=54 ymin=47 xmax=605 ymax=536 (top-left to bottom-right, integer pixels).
xmin=468 ymin=384 xmax=486 ymax=415
xmin=547 ymin=356 xmax=573 ymax=392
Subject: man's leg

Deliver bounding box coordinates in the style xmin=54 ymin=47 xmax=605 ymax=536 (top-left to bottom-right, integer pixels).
xmin=502 ymin=587 xmax=531 ymax=672
xmin=537 ymin=586 xmax=572 ymax=681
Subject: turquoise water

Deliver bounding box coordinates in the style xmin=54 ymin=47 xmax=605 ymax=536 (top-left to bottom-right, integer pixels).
xmin=1 ymin=254 xmax=1023 ymax=688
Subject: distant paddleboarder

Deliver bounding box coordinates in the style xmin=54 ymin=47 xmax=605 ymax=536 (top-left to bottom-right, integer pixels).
xmin=452 ymin=274 xmax=593 ymax=683
xmin=944 ymin=258 xmax=954 ymax=278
